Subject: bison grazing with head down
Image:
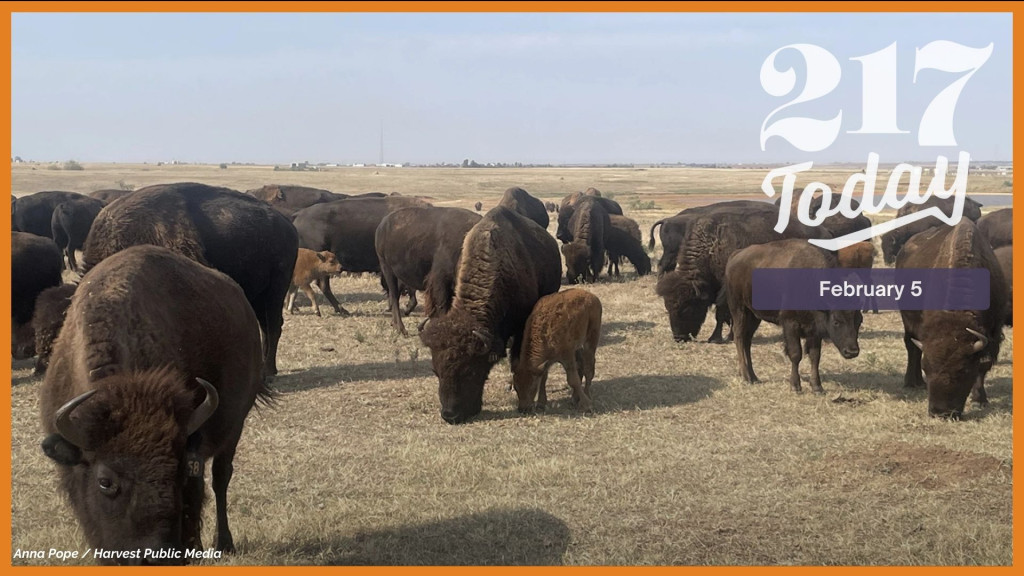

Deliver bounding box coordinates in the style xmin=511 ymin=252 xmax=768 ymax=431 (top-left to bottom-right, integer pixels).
xmin=880 ymin=195 xmax=983 ymax=264
xmin=40 ymin=245 xmax=268 ymax=563
xmin=420 ymin=206 xmax=562 ymax=424
xmin=605 ymin=214 xmax=650 ymax=277
xmin=498 ymin=186 xmax=549 ymax=229
xmin=51 ymin=196 xmax=106 ymax=272
xmin=897 ymin=221 xmax=1007 ymax=419
xmin=561 ymin=196 xmax=610 ymax=284
xmin=556 ymin=191 xmax=623 ymax=244
xmin=648 ymin=200 xmax=770 ymax=276
xmin=376 ymin=206 xmax=482 ymax=335
xmin=725 ymin=239 xmax=862 ymax=394
xmin=12 ymin=191 xmax=90 ymax=238
xmin=246 ymin=184 xmax=347 ymax=217
xmin=82 ymin=182 xmax=298 ymax=377
xmin=12 ymin=232 xmax=64 ymax=360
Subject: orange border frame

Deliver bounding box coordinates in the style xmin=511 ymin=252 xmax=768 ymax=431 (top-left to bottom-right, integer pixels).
xmin=2 ymin=1 xmax=1019 ymax=573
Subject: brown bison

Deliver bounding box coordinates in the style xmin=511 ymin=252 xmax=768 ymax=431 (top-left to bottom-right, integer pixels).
xmin=977 ymin=208 xmax=1011 ymax=250
xmin=498 ymin=186 xmax=549 ymax=229
xmin=474 ymin=201 xmax=483 ymax=212
xmin=545 ymin=201 xmax=557 ymax=213
xmin=881 ymin=195 xmax=983 ymax=264
xmin=51 ymin=196 xmax=106 ymax=272
xmin=420 ymin=206 xmax=562 ymax=424
xmin=656 ymin=204 xmax=829 ymax=342
xmin=561 ymin=196 xmax=610 ymax=284
xmin=13 ymin=191 xmax=90 ymax=238
xmin=82 ymin=182 xmax=298 ymax=377
xmin=246 ymin=184 xmax=347 ymax=217
xmin=12 ymin=232 xmax=63 ymax=360
xmin=994 ymin=245 xmax=1012 ymax=327
xmin=556 ymin=191 xmax=623 ymax=244
xmin=88 ymin=189 xmax=133 ymax=204
xmin=725 ymin=239 xmax=862 ymax=393
xmin=605 ymin=214 xmax=650 ymax=277
xmin=774 ymin=192 xmax=872 ymax=239
xmin=512 ymin=289 xmax=602 ymax=413
xmin=286 ymin=249 xmax=344 ymax=317
xmin=40 ymin=245 xmax=268 ymax=563
xmin=292 ymin=195 xmax=429 ymax=316
xmin=31 ymin=283 xmax=77 ymax=375
xmin=376 ymin=206 xmax=482 ymax=335
xmin=648 ymin=200 xmax=771 ymax=275
xmin=897 ymin=221 xmax=1006 ymax=419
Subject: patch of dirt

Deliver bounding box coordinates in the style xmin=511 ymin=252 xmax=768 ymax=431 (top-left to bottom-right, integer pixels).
xmin=839 ymin=442 xmax=1011 ymax=490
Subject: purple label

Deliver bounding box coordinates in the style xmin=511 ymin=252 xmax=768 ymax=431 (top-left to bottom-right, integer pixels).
xmin=752 ymin=269 xmax=990 ymax=311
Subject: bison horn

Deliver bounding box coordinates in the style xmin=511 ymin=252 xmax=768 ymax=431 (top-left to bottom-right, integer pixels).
xmin=910 ymin=338 xmax=923 ymax=351
xmin=965 ymin=328 xmax=988 ymax=354
xmin=54 ymin=389 xmax=98 ymax=450
xmin=186 ymin=378 xmax=220 ymax=436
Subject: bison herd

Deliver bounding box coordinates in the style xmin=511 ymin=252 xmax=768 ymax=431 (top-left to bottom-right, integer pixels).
xmin=9 ymin=180 xmax=1013 ymax=564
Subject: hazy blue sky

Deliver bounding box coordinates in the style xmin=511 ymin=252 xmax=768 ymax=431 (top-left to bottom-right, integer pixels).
xmin=11 ymin=12 xmax=1012 ymax=165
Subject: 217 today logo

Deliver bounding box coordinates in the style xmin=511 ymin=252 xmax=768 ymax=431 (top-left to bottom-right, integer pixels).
xmin=759 ymin=41 xmax=993 ymax=250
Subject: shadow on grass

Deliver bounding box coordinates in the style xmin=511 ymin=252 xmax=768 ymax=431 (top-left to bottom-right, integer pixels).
xmin=272 ymin=360 xmax=434 ymax=393
xmin=11 ymin=359 xmax=39 ymax=386
xmin=591 ymin=374 xmax=722 ymax=413
xmin=857 ymin=330 xmax=908 ymax=342
xmin=258 ymin=507 xmax=570 ymax=565
xmin=829 ymin=371 xmax=921 ymax=400
xmin=601 ymin=320 xmax=655 ymax=345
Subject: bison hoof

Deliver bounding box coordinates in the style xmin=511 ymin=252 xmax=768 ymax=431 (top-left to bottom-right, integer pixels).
xmin=811 ymin=387 xmax=825 ymax=395
xmin=214 ymin=534 xmax=235 ymax=554
xmin=707 ymin=336 xmax=727 ymax=344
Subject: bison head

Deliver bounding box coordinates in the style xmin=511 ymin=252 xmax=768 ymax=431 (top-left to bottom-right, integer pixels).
xmin=316 ymin=251 xmax=343 ymax=276
xmin=819 ymin=309 xmax=862 ymax=359
xmin=562 ymin=242 xmax=592 ymax=285
xmin=656 ymin=271 xmax=713 ymax=342
xmin=880 ymin=231 xmax=901 ymax=265
xmin=41 ymin=370 xmax=218 ymax=564
xmin=420 ymin=309 xmax=503 ymax=424
xmin=913 ymin=325 xmax=999 ymax=420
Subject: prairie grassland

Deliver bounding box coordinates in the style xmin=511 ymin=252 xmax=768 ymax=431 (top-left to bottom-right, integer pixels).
xmin=9 ymin=164 xmax=1013 ymax=565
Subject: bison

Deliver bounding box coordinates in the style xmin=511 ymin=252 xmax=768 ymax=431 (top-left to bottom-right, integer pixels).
xmin=51 ymin=196 xmax=106 ymax=272
xmin=774 ymin=192 xmax=872 ymax=239
xmin=880 ymin=195 xmax=983 ymax=264
xmin=605 ymin=214 xmax=650 ymax=277
xmin=82 ymin=182 xmax=297 ymax=377
xmin=896 ymin=221 xmax=1006 ymax=419
xmin=556 ymin=191 xmax=623 ymax=244
xmin=993 ymin=245 xmax=1012 ymax=327
xmin=31 ymin=283 xmax=77 ymax=375
xmin=474 ymin=201 xmax=483 ymax=212
xmin=245 ymin=184 xmax=347 ymax=217
xmin=286 ymin=249 xmax=344 ymax=317
xmin=498 ymin=186 xmax=549 ymax=229
xmin=725 ymin=239 xmax=862 ymax=394
xmin=12 ymin=232 xmax=63 ymax=360
xmin=376 ymin=206 xmax=482 ymax=335
xmin=561 ymin=196 xmax=610 ymax=284
xmin=292 ymin=195 xmax=429 ymax=316
xmin=648 ymin=200 xmax=774 ymax=276
xmin=40 ymin=245 xmax=268 ymax=563
xmin=545 ymin=201 xmax=557 ymax=213
xmin=88 ymin=189 xmax=133 ymax=204
xmin=977 ymin=208 xmax=1011 ymax=250
xmin=420 ymin=206 xmax=562 ymax=424
xmin=512 ymin=289 xmax=602 ymax=413
xmin=13 ymin=191 xmax=90 ymax=238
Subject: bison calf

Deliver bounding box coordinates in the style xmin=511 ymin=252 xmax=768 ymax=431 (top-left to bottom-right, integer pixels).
xmin=513 ymin=290 xmax=602 ymax=413
xmin=286 ymin=249 xmax=343 ymax=316
xmin=31 ymin=283 xmax=77 ymax=375
xmin=725 ymin=239 xmax=862 ymax=394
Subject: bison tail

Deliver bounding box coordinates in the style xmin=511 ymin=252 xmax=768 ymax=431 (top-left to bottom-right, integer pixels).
xmin=648 ymin=220 xmax=664 ymax=251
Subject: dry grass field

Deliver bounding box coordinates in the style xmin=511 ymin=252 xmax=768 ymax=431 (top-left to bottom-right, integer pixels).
xmin=9 ymin=164 xmax=1013 ymax=565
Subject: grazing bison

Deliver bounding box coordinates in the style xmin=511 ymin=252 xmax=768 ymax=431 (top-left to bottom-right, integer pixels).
xmin=420 ymin=206 xmax=562 ymax=424
xmin=82 ymin=182 xmax=297 ymax=377
xmin=897 ymin=221 xmax=1006 ymax=419
xmin=648 ymin=200 xmax=771 ymax=276
xmin=774 ymin=193 xmax=872 ymax=239
xmin=725 ymin=239 xmax=862 ymax=393
xmin=292 ymin=195 xmax=429 ymax=316
xmin=837 ymin=240 xmax=879 ymax=313
xmin=993 ymin=245 xmax=1012 ymax=327
xmin=32 ymin=283 xmax=77 ymax=375
xmin=498 ymin=186 xmax=549 ymax=229
xmin=88 ymin=189 xmax=132 ymax=204
xmin=556 ymin=191 xmax=622 ymax=244
xmin=474 ymin=201 xmax=483 ymax=212
xmin=51 ymin=197 xmax=106 ymax=272
xmin=977 ymin=208 xmax=1011 ymax=250
xmin=245 ymin=184 xmax=346 ymax=217
xmin=605 ymin=214 xmax=650 ymax=277
xmin=286 ymin=249 xmax=343 ymax=317
xmin=512 ymin=289 xmax=602 ymax=413
xmin=881 ymin=195 xmax=983 ymax=264
xmin=40 ymin=246 xmax=267 ymax=562
xmin=12 ymin=232 xmax=63 ymax=360
xmin=376 ymin=206 xmax=482 ymax=335
xmin=561 ymin=196 xmax=610 ymax=284
xmin=545 ymin=201 xmax=557 ymax=213
xmin=13 ymin=191 xmax=90 ymax=238
xmin=656 ymin=204 xmax=829 ymax=343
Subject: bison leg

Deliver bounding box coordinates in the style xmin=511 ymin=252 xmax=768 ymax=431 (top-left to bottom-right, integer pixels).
xmin=805 ymin=335 xmax=824 ymax=394
xmin=66 ymin=248 xmax=80 ymax=275
xmin=565 ymin=355 xmax=592 ymax=413
xmin=971 ymin=373 xmax=989 ymax=406
xmin=381 ymin=265 xmax=407 ymax=336
xmin=902 ymin=335 xmax=925 ymax=389
xmin=316 ymin=277 xmax=350 ymax=316
xmin=734 ymin=309 xmax=761 ymax=383
xmin=211 ymin=450 xmax=236 ymax=554
xmin=181 ymin=471 xmax=206 ymax=553
xmin=783 ymin=326 xmax=804 ymax=393
xmin=537 ymin=370 xmax=549 ymax=411
xmin=402 ymin=289 xmax=417 ymax=316
xmin=285 ymin=286 xmax=298 ymax=314
xmin=302 ymin=284 xmax=321 ymax=317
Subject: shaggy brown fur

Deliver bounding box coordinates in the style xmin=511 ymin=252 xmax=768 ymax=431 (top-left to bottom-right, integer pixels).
xmin=31 ymin=283 xmax=77 ymax=375
xmin=286 ymin=249 xmax=343 ymax=317
xmin=836 ymin=241 xmax=876 ymax=268
xmin=420 ymin=206 xmax=562 ymax=424
xmin=880 ymin=195 xmax=983 ymax=264
xmin=994 ymin=245 xmax=1012 ymax=327
xmin=896 ymin=221 xmax=1006 ymax=419
xmin=512 ymin=290 xmax=602 ymax=413
xmin=497 ymin=186 xmax=549 ymax=229
xmin=40 ymin=245 xmax=268 ymax=562
xmin=725 ymin=240 xmax=862 ymax=394
xmin=561 ymin=196 xmax=609 ymax=284
xmin=556 ymin=191 xmax=623 ymax=243
xmin=977 ymin=208 xmax=1012 ymax=250
xmin=51 ymin=197 xmax=106 ymax=272
xmin=246 ymin=184 xmax=345 ymax=217
xmin=12 ymin=232 xmax=63 ymax=360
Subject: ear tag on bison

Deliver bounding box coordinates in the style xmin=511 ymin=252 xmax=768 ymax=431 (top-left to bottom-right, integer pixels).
xmin=186 ymin=452 xmax=204 ymax=478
